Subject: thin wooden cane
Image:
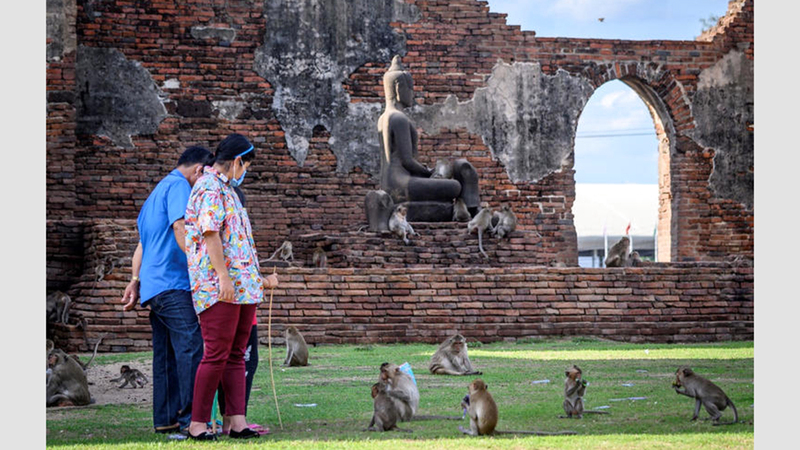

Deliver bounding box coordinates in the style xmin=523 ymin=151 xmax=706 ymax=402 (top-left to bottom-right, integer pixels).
xmin=266 ymin=266 xmax=284 ymax=430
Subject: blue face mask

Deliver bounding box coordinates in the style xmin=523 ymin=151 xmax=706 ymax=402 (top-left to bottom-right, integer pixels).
xmin=229 ymin=145 xmax=253 ymax=187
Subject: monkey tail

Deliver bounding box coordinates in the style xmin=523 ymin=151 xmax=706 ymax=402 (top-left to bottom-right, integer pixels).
xmin=477 ymin=230 xmax=488 ymax=259
xmin=714 ymin=398 xmax=739 ymax=426
xmin=81 ymin=333 xmax=108 ymax=370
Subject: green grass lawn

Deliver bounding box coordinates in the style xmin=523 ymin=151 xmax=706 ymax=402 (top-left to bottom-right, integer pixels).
xmin=46 ymin=338 xmax=754 ymax=449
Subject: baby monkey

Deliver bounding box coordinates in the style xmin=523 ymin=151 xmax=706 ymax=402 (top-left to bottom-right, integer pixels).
xmin=673 ymin=366 xmax=739 ymax=425
xmin=111 ymin=365 xmax=148 ymax=389
xmin=491 ymin=204 xmax=517 ymax=239
xmin=366 ymin=381 xmax=411 ymax=432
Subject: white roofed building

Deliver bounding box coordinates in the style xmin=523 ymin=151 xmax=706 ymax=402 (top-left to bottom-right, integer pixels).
xmin=573 ymin=184 xmax=659 ymax=267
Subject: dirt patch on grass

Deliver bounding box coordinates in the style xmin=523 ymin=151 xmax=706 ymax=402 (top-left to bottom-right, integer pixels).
xmin=46 ymin=357 xmax=152 ymax=419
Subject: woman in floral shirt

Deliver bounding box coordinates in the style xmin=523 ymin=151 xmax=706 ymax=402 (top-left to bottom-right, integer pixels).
xmin=184 ymin=133 xmax=278 ymax=441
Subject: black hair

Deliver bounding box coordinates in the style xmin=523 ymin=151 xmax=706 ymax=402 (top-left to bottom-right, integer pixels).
xmin=176 ymin=145 xmax=213 ymax=167
xmin=233 ymin=185 xmax=246 ymax=208
xmin=210 ymin=133 xmax=257 ymax=166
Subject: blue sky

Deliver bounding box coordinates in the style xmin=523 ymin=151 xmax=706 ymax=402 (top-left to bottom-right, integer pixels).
xmin=485 ymin=0 xmax=732 ymax=184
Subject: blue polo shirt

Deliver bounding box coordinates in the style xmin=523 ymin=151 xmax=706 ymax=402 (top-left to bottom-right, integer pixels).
xmin=137 ymin=169 xmax=192 ymax=304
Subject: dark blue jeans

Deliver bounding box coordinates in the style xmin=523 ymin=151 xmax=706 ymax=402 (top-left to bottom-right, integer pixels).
xmin=146 ymin=289 xmax=203 ymax=431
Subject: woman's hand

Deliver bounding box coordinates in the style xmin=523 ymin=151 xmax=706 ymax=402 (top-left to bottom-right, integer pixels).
xmin=263 ymin=273 xmax=279 ymax=290
xmin=219 ymin=276 xmax=235 ymax=302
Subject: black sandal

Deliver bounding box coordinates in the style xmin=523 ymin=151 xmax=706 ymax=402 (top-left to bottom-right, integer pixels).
xmin=229 ymin=428 xmax=260 ymax=439
xmin=187 ymin=430 xmax=218 ymax=441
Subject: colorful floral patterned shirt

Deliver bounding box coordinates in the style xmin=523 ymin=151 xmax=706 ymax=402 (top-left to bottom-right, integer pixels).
xmin=185 ymin=166 xmax=264 ymax=314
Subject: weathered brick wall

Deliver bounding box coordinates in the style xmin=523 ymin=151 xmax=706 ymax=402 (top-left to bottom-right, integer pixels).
xmin=63 ymin=263 xmax=753 ymax=352
xmin=46 ymin=0 xmax=755 ymax=349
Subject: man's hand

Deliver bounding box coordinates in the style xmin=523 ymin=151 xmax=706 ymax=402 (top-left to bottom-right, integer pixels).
xmin=121 ymin=280 xmax=139 ymax=311
xmin=219 ymin=276 xmax=235 ymax=302
xmin=263 ymin=273 xmax=279 ymax=290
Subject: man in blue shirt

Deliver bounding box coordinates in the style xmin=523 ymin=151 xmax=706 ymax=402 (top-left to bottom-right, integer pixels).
xmin=121 ymin=146 xmax=212 ymax=434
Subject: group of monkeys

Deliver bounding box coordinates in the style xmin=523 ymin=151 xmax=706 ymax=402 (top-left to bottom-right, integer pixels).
xmin=290 ymin=330 xmax=741 ymax=436
xmin=48 ymin=327 xmax=740 ymax=433
xmin=604 ymin=236 xmax=648 ymax=268
xmin=389 ymin=202 xmax=517 ymax=257
xmin=369 ymin=334 xmax=740 ymax=435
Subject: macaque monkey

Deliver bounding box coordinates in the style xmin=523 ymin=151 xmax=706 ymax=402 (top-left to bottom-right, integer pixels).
xmin=46 ymin=339 xmax=55 ymax=384
xmin=312 ymin=247 xmax=327 ymax=268
xmin=389 ymin=205 xmax=416 ymax=245
xmin=467 ymin=207 xmax=493 ymax=259
xmin=265 ymin=240 xmax=294 ymax=265
xmin=561 ymin=365 xmax=586 ymax=418
xmin=673 ymin=366 xmax=739 ymax=425
xmin=604 ymin=236 xmax=630 ymax=268
xmin=283 ymin=325 xmax=309 ymax=367
xmin=459 ymin=379 xmax=579 ymax=436
xmin=379 ymin=362 xmax=419 ymax=421
xmin=47 ymin=348 xmax=92 ymax=407
xmin=46 ymin=291 xmax=71 ymax=327
xmin=429 ymin=334 xmax=482 ymax=376
xmin=559 ymin=365 xmax=607 ymax=418
xmin=111 ymin=365 xmax=149 ymax=389
xmin=94 ymin=255 xmax=116 ymax=282
xmin=452 ymin=198 xmax=470 ymax=222
xmin=492 ymin=205 xmax=517 ymax=239
xmin=627 ymin=251 xmax=647 ymax=267
xmin=430 ymin=159 xmax=454 ymax=179
xmin=458 ymin=379 xmax=498 ymax=436
xmin=366 ymin=381 xmax=411 ymax=432
xmin=379 ymin=362 xmax=460 ymax=421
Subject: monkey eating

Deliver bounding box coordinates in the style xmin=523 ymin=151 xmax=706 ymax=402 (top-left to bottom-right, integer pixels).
xmin=429 ymin=334 xmax=482 ymax=376
xmin=458 ymin=379 xmax=498 ymax=436
xmin=558 ymin=364 xmax=608 ymax=418
xmin=561 ymin=365 xmax=586 ymax=418
xmin=491 ymin=204 xmax=517 ymax=239
xmin=366 ymin=381 xmax=412 ymax=432
xmin=379 ymin=362 xmax=461 ymax=421
xmin=283 ymin=325 xmax=309 ymax=367
xmin=389 ymin=204 xmax=417 ymax=245
xmin=111 ymin=365 xmax=149 ymax=389
xmin=459 ymin=379 xmax=578 ymax=436
xmin=467 ymin=207 xmax=493 ymax=258
xmin=47 ymin=348 xmax=93 ymax=407
xmin=379 ymin=362 xmax=418 ymax=421
xmin=604 ymin=236 xmax=630 ymax=268
xmin=673 ymin=366 xmax=739 ymax=425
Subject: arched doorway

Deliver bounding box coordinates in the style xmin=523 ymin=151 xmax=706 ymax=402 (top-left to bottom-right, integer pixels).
xmin=573 ymin=78 xmax=673 ymax=266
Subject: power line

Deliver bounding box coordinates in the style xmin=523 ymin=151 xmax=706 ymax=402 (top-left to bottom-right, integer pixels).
xmin=576 ymin=132 xmax=656 ymax=139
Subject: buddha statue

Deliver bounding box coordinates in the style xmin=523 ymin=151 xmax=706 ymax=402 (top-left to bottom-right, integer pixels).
xmin=376 ymin=56 xmax=480 ymax=221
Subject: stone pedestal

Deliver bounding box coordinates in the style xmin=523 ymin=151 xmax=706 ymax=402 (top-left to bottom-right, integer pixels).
xmin=403 ymin=201 xmax=453 ymax=222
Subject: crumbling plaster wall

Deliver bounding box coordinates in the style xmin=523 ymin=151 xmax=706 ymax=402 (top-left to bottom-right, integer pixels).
xmin=253 ymin=0 xmax=421 ymax=174
xmin=691 ymin=50 xmax=754 ymax=210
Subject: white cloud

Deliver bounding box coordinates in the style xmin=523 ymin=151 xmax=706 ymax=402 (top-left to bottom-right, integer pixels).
xmin=548 ymin=0 xmax=644 ymax=22
xmin=599 ymin=88 xmax=643 ymax=109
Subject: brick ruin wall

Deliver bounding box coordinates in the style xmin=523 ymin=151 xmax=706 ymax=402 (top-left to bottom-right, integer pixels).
xmin=46 ymin=0 xmax=754 ymax=352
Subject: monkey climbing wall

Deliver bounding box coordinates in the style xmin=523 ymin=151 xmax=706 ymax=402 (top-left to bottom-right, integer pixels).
xmin=46 ymin=0 xmax=754 ymax=352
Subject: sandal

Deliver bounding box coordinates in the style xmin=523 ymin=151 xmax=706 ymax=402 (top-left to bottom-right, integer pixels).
xmin=248 ymin=423 xmax=271 ymax=435
xmin=229 ymin=428 xmax=260 ymax=439
xmin=188 ymin=430 xmax=218 ymax=441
